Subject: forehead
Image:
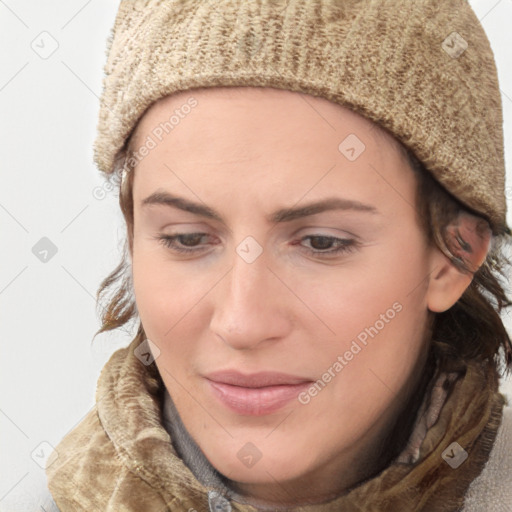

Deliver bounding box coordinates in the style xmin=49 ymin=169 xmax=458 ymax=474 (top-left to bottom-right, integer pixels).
xmin=128 ymin=86 xmax=416 ymax=217
xmin=130 ymin=86 xmax=406 ymax=157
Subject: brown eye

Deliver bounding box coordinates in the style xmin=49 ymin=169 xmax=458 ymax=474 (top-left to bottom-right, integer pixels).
xmin=308 ymin=236 xmax=335 ymax=250
xmin=177 ymin=233 xmax=206 ymax=247
xmin=156 ymin=233 xmax=212 ymax=254
xmin=298 ymin=235 xmax=358 ymax=257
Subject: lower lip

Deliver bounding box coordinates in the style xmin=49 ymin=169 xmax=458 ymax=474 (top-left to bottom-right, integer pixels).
xmin=206 ymin=380 xmax=311 ymax=416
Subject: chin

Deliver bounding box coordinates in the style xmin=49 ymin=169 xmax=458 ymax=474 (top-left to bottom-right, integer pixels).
xmin=204 ymin=441 xmax=309 ymax=484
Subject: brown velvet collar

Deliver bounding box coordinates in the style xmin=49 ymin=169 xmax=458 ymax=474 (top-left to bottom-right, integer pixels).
xmin=94 ymin=337 xmax=505 ymax=512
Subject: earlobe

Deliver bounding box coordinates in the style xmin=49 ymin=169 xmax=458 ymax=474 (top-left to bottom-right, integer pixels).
xmin=426 ymin=211 xmax=491 ymax=313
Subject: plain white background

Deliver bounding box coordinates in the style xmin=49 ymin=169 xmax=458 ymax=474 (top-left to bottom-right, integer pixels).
xmin=0 ymin=1 xmax=511 ymax=509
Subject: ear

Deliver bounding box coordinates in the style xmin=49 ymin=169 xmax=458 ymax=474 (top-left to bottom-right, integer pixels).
xmin=426 ymin=211 xmax=491 ymax=313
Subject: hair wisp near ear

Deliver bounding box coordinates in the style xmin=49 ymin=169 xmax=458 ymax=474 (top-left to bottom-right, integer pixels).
xmin=444 ymin=211 xmax=492 ymax=274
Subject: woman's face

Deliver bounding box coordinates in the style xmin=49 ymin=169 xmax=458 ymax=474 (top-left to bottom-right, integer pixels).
xmin=130 ymin=86 xmax=446 ymax=504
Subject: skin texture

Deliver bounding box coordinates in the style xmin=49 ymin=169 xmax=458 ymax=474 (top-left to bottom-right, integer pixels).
xmin=128 ymin=86 xmax=488 ymax=507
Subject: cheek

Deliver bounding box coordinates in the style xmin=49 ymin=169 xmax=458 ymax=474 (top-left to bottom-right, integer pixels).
xmin=300 ymin=237 xmax=430 ymax=403
xmin=303 ymin=242 xmax=428 ymax=340
xmin=132 ymin=243 xmax=191 ymax=338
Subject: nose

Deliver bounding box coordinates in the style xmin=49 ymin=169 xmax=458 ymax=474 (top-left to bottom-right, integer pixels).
xmin=209 ymin=244 xmax=293 ymax=351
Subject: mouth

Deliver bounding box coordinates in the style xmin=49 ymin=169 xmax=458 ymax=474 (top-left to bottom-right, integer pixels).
xmin=204 ymin=370 xmax=313 ymax=416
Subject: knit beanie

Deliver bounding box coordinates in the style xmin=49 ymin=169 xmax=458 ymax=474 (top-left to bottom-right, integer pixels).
xmin=94 ymin=0 xmax=510 ymax=235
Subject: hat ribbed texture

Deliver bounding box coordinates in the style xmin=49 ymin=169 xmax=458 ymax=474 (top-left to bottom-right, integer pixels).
xmin=94 ymin=0 xmax=509 ymax=234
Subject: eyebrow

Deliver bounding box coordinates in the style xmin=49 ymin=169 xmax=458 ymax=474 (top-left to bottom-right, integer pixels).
xmin=141 ymin=191 xmax=379 ymax=224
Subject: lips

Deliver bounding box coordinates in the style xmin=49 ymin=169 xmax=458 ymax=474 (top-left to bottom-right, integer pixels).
xmin=205 ymin=370 xmax=311 ymax=387
xmin=204 ymin=370 xmax=312 ymax=415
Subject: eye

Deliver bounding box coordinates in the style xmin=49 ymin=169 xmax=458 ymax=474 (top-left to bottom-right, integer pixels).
xmin=294 ymin=235 xmax=358 ymax=257
xmin=155 ymin=233 xmax=213 ymax=254
xmin=154 ymin=232 xmax=358 ymax=258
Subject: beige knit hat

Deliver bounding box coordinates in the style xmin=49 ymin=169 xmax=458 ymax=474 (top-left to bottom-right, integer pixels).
xmin=94 ymin=0 xmax=510 ymax=235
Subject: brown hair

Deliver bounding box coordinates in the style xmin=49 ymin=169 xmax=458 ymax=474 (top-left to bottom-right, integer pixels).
xmin=93 ymin=132 xmax=512 ymax=376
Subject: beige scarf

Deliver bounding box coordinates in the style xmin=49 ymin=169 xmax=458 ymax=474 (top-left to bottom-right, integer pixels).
xmin=47 ymin=337 xmax=506 ymax=512
xmin=160 ymin=340 xmax=506 ymax=511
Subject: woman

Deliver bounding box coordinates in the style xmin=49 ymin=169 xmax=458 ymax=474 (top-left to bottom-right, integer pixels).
xmin=46 ymin=1 xmax=512 ymax=511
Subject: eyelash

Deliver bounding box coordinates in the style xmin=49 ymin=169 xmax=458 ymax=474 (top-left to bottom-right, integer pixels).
xmin=155 ymin=233 xmax=358 ymax=257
